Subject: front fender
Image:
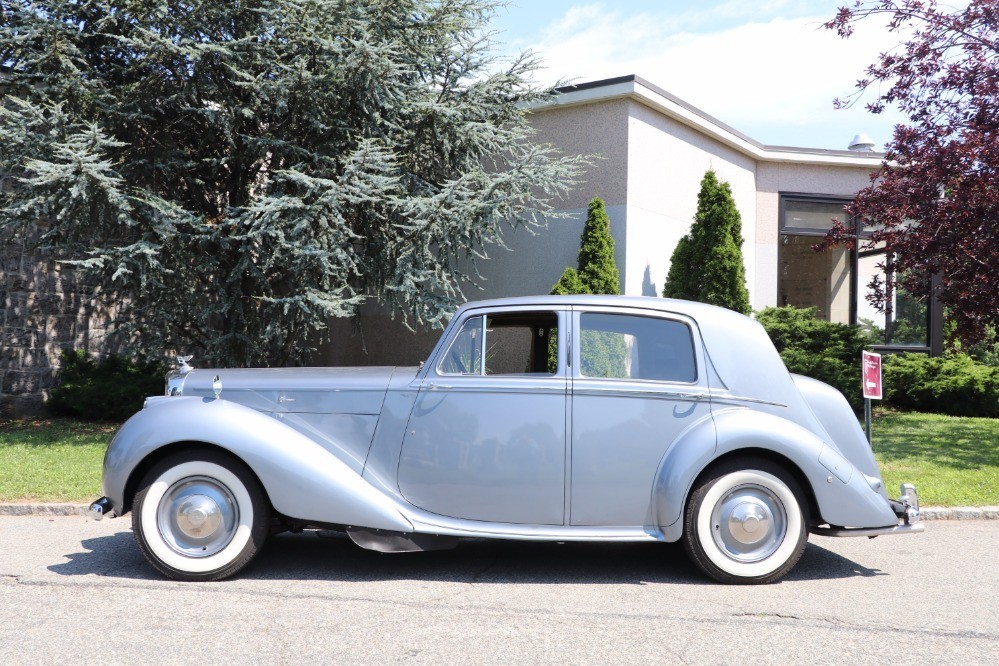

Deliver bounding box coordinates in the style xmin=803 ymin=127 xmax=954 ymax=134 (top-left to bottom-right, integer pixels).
xmin=103 ymin=396 xmax=413 ymax=532
xmin=655 ymin=408 xmax=897 ymax=541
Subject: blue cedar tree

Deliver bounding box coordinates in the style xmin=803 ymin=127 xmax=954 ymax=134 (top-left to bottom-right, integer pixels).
xmin=0 ymin=0 xmax=584 ymax=366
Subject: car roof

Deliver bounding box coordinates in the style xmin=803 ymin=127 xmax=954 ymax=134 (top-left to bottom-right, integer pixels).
xmin=454 ymin=294 xmax=751 ymax=324
xmin=453 ymin=295 xmax=801 ymax=409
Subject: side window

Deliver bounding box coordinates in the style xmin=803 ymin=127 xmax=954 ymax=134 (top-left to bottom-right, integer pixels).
xmin=579 ymin=313 xmax=696 ymax=382
xmin=438 ymin=312 xmax=559 ymax=376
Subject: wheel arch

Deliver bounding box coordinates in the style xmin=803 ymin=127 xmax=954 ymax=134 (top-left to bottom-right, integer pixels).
xmin=655 ymin=408 xmax=897 ymax=541
xmin=121 ymin=440 xmax=265 ymax=516
xmin=688 ymin=448 xmax=819 ymax=528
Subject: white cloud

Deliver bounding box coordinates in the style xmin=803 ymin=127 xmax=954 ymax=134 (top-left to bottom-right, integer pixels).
xmin=526 ymin=4 xmax=909 ymax=148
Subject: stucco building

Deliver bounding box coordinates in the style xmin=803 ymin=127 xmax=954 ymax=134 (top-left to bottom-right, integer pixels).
xmin=326 ymin=75 xmax=938 ymax=367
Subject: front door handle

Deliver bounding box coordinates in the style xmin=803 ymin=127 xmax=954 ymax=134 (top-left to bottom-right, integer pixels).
xmin=427 ymin=382 xmax=452 ymax=391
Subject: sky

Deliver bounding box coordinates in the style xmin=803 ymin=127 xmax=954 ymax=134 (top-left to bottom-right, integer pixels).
xmin=488 ymin=0 xmax=912 ymax=151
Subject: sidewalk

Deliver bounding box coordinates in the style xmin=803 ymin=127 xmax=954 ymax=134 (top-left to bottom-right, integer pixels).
xmin=1 ymin=503 xmax=997 ymax=519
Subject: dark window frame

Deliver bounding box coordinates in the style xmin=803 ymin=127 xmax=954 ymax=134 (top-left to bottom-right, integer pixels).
xmin=778 ymin=193 xmax=939 ymax=355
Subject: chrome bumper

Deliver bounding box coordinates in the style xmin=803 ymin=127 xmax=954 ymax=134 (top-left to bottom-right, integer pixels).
xmin=811 ymin=483 xmax=923 ymax=538
xmin=811 ymin=523 xmax=925 ymax=537
xmin=89 ymin=497 xmax=115 ymax=521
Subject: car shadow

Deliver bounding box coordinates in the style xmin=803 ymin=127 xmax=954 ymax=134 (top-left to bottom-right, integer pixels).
xmin=49 ymin=531 xmax=160 ymax=581
xmin=50 ymin=531 xmax=885 ymax=584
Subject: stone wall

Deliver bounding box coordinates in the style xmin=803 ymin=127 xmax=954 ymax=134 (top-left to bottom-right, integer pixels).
xmin=0 ymin=227 xmax=118 ymax=418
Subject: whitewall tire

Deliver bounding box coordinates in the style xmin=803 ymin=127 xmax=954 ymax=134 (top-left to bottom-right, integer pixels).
xmin=133 ymin=449 xmax=270 ymax=581
xmin=683 ymin=457 xmax=808 ymax=584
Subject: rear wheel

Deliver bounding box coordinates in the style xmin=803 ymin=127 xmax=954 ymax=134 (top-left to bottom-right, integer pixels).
xmin=683 ymin=457 xmax=808 ymax=584
xmin=132 ymin=449 xmax=270 ymax=581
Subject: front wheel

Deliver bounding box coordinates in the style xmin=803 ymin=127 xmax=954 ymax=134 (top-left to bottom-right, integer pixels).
xmin=132 ymin=449 xmax=270 ymax=581
xmin=683 ymin=457 xmax=808 ymax=584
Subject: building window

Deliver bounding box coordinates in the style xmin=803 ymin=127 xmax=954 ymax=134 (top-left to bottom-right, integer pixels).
xmin=778 ymin=194 xmax=936 ymax=353
xmin=778 ymin=196 xmax=854 ymax=325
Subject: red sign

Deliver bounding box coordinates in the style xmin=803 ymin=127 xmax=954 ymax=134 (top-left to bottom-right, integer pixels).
xmin=862 ymin=351 xmax=882 ymax=400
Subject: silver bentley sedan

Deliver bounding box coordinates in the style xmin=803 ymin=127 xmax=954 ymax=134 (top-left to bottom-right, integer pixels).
xmin=90 ymin=295 xmax=922 ymax=584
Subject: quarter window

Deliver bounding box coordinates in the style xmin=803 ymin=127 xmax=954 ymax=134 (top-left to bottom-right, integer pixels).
xmin=579 ymin=313 xmax=696 ymax=382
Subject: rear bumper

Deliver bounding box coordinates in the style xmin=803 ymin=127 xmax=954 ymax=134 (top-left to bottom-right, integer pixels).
xmin=811 ymin=523 xmax=925 ymax=537
xmin=810 ymin=483 xmax=923 ymax=538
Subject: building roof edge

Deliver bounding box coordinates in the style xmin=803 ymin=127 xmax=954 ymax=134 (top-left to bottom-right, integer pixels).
xmin=547 ymin=75 xmax=885 ymax=165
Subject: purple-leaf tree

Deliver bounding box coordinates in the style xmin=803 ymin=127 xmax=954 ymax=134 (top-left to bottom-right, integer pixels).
xmin=822 ymin=0 xmax=999 ymax=344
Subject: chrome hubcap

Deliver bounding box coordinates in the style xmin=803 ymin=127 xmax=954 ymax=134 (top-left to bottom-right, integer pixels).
xmin=710 ymin=483 xmax=786 ymax=563
xmin=158 ymin=476 xmax=238 ymax=558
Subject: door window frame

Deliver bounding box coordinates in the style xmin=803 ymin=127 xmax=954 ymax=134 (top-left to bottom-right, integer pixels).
xmin=431 ymin=306 xmax=570 ymax=381
xmin=568 ymin=306 xmax=706 ymax=389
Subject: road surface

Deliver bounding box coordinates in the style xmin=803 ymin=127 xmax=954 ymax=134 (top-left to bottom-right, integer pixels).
xmin=0 ymin=516 xmax=995 ymax=664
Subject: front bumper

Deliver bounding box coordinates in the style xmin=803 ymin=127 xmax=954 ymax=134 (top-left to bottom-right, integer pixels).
xmin=811 ymin=483 xmax=924 ymax=538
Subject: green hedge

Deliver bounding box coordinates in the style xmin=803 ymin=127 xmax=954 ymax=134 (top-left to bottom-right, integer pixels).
xmin=755 ymin=306 xmax=872 ymax=411
xmin=48 ymin=350 xmax=167 ymax=421
xmin=756 ymin=306 xmax=999 ymax=417
xmin=884 ymin=353 xmax=999 ymax=418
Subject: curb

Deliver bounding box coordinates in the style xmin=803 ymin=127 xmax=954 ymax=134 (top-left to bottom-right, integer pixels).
xmin=0 ymin=503 xmax=92 ymax=517
xmin=919 ymin=506 xmax=999 ymax=520
xmin=0 ymin=504 xmax=998 ymax=520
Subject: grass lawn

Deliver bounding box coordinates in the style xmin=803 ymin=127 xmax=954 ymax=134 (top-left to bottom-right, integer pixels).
xmin=871 ymin=410 xmax=998 ymax=507
xmin=0 ymin=412 xmax=996 ymax=506
xmin=0 ymin=419 xmax=114 ymax=502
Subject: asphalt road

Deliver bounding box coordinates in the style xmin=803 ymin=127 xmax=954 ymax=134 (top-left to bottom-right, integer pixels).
xmin=0 ymin=516 xmax=995 ymax=665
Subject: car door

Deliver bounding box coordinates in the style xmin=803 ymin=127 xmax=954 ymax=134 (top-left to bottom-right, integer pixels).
xmin=569 ymin=307 xmax=712 ymax=526
xmin=397 ymin=307 xmax=568 ymax=525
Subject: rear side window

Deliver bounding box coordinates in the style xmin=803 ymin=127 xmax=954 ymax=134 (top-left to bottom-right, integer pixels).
xmin=579 ymin=313 xmax=696 ymax=382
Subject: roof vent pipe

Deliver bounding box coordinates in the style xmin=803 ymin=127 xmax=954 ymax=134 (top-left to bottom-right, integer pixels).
xmin=848 ymin=133 xmax=876 ymax=152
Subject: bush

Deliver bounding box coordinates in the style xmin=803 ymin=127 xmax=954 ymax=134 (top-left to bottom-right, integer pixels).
xmin=884 ymin=353 xmax=999 ymax=417
xmin=663 ymin=171 xmax=750 ymax=314
xmin=755 ymin=306 xmax=873 ymax=411
xmin=48 ymin=350 xmax=167 ymax=421
xmin=961 ymin=326 xmax=999 ymax=368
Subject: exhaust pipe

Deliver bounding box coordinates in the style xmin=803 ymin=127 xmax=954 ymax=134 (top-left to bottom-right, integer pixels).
xmin=89 ymin=497 xmax=115 ymax=521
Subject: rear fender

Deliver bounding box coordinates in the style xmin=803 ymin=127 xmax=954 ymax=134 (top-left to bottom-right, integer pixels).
xmin=104 ymin=397 xmax=412 ymax=532
xmin=654 ymin=408 xmax=897 ymax=541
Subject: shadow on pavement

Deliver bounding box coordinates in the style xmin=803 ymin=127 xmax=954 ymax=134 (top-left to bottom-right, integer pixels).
xmin=48 ymin=531 xmax=158 ymax=581
xmin=50 ymin=529 xmax=885 ymax=584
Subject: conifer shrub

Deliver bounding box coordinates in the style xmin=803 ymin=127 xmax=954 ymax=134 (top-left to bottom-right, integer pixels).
xmin=576 ymin=198 xmax=621 ymax=295
xmin=883 ymin=353 xmax=999 ymax=417
xmin=550 ymin=267 xmax=587 ymax=295
xmin=549 ymin=197 xmax=624 ymax=375
xmin=48 ymin=350 xmax=167 ymax=422
xmin=664 ymin=171 xmax=750 ymax=314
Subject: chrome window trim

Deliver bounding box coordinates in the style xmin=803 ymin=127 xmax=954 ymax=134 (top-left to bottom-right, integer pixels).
xmin=570 ymin=307 xmax=702 ymax=387
xmin=434 ymin=307 xmax=567 ymax=380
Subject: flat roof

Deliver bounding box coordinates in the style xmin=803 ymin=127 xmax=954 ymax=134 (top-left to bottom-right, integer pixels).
xmin=537 ymin=75 xmax=885 ymax=167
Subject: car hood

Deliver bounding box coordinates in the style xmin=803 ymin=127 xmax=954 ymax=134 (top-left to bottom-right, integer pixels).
xmin=181 ymin=366 xmax=402 ymax=414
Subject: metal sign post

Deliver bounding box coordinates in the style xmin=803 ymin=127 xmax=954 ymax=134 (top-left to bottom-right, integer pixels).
xmin=862 ymin=351 xmax=883 ymax=445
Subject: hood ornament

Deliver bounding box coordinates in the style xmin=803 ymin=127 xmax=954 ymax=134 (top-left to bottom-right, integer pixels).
xmin=212 ymin=375 xmax=222 ymax=400
xmin=176 ymin=355 xmax=194 ymax=375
